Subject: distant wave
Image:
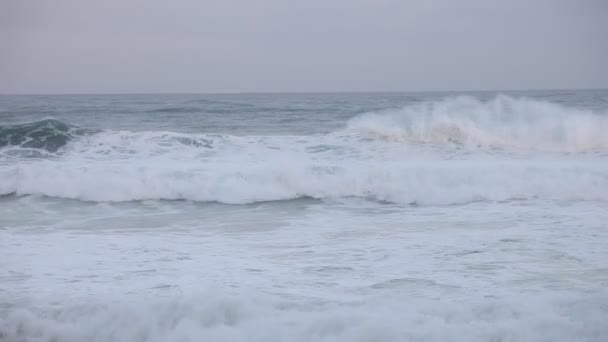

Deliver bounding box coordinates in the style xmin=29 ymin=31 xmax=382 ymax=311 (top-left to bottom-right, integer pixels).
xmin=347 ymin=95 xmax=608 ymax=152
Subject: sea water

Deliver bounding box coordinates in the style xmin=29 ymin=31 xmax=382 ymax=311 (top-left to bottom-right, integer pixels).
xmin=1 ymin=90 xmax=607 ymax=341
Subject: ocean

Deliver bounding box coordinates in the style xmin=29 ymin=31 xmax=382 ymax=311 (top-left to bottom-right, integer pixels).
xmin=1 ymin=90 xmax=607 ymax=341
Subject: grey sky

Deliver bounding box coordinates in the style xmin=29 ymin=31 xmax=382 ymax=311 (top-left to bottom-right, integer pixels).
xmin=1 ymin=0 xmax=606 ymax=94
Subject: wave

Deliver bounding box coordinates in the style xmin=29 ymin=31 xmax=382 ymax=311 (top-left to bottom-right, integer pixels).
xmin=0 ymin=119 xmax=90 ymax=152
xmin=1 ymin=96 xmax=607 ymax=205
xmin=1 ymin=160 xmax=607 ymax=204
xmin=346 ymin=95 xmax=608 ymax=152
xmin=2 ymin=96 xmax=607 ymax=155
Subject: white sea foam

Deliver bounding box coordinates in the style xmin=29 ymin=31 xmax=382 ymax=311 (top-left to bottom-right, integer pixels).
xmin=1 ymin=158 xmax=607 ymax=204
xmin=1 ymin=95 xmax=607 ymax=204
xmin=3 ymin=93 xmax=608 ymax=342
xmin=2 ymin=291 xmax=607 ymax=342
xmin=347 ymin=95 xmax=608 ymax=151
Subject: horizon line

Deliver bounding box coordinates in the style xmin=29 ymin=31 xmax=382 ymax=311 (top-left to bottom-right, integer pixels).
xmin=0 ymin=87 xmax=606 ymax=96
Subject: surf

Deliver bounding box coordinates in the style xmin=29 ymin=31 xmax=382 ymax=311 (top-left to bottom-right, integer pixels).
xmin=346 ymin=95 xmax=608 ymax=152
xmin=1 ymin=95 xmax=607 ymax=205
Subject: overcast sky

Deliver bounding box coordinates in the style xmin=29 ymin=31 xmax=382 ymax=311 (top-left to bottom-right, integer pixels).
xmin=1 ymin=0 xmax=606 ymax=94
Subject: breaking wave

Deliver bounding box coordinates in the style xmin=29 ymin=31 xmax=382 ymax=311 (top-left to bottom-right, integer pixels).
xmin=1 ymin=160 xmax=607 ymax=204
xmin=2 ymin=96 xmax=608 ymax=154
xmin=1 ymin=96 xmax=607 ymax=205
xmin=347 ymin=95 xmax=608 ymax=151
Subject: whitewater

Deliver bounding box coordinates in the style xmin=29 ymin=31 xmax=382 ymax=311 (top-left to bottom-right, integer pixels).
xmin=1 ymin=91 xmax=607 ymax=342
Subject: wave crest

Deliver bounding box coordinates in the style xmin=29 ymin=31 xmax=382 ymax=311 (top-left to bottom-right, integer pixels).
xmin=0 ymin=119 xmax=83 ymax=152
xmin=346 ymin=95 xmax=608 ymax=151
xmin=2 ymin=161 xmax=607 ymax=205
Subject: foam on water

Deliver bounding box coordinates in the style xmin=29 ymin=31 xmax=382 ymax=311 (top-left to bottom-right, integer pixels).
xmin=2 ymin=93 xmax=608 ymax=342
xmin=347 ymin=95 xmax=608 ymax=151
xmin=2 ymin=196 xmax=608 ymax=341
xmin=3 ymin=291 xmax=607 ymax=342
xmin=1 ymin=95 xmax=607 ymax=205
xmin=1 ymin=159 xmax=607 ymax=204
